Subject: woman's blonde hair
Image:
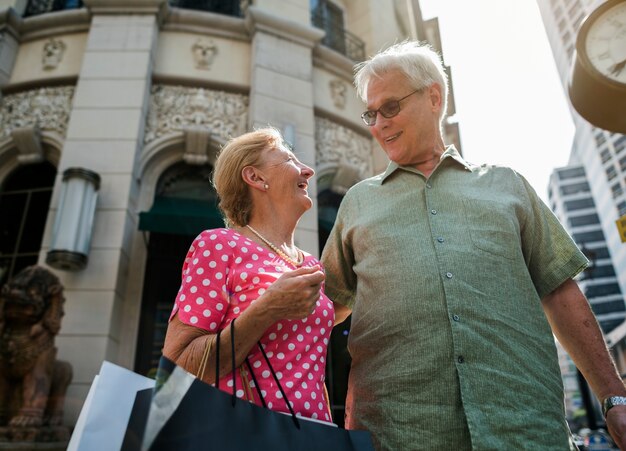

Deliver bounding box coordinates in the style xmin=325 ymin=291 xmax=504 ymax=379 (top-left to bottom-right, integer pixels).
xmin=212 ymin=127 xmax=283 ymax=227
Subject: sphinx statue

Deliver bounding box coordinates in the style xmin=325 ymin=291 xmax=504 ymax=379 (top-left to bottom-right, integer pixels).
xmin=0 ymin=265 xmax=72 ymax=443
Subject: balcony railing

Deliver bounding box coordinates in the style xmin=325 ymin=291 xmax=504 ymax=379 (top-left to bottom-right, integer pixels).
xmin=23 ymin=0 xmax=244 ymax=17
xmin=169 ymin=0 xmax=244 ymax=17
xmin=311 ymin=10 xmax=365 ymax=62
xmin=24 ymin=0 xmax=83 ymax=17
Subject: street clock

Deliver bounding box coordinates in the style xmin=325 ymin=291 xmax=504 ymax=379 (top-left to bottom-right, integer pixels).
xmin=569 ymin=0 xmax=626 ymax=133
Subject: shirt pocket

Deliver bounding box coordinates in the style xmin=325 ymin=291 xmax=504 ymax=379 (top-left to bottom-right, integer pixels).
xmin=462 ymin=198 xmax=520 ymax=260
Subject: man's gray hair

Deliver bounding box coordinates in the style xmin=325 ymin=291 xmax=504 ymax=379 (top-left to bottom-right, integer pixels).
xmin=354 ymin=40 xmax=449 ymax=122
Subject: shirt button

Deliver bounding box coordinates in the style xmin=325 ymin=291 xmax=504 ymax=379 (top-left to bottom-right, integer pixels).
xmin=457 ymin=356 xmax=465 ymax=364
xmin=437 ymin=237 xmax=444 ymax=243
xmin=445 ymin=272 xmax=453 ymax=279
xmin=426 ymin=183 xmax=432 ymax=189
xmin=453 ymin=314 xmax=460 ymax=321
xmin=431 ymin=209 xmax=437 ymax=215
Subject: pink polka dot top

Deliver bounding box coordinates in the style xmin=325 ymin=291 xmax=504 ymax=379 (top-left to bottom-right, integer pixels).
xmin=170 ymin=228 xmax=335 ymax=422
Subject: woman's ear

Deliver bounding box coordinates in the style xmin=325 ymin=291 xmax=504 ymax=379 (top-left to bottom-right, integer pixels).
xmin=242 ymin=166 xmax=267 ymax=191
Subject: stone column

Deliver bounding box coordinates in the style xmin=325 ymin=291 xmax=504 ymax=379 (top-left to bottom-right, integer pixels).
xmin=40 ymin=0 xmax=165 ymax=423
xmin=245 ymin=4 xmax=324 ymax=255
xmin=0 ymin=8 xmax=20 ymax=88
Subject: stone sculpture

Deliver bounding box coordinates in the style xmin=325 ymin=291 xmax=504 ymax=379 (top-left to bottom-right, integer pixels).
xmin=0 ymin=265 xmax=72 ymax=443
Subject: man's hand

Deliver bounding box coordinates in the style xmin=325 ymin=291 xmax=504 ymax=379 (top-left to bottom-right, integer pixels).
xmin=607 ymin=405 xmax=626 ymax=450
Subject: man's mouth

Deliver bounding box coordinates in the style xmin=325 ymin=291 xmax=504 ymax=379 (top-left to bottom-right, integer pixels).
xmin=385 ymin=132 xmax=402 ymax=143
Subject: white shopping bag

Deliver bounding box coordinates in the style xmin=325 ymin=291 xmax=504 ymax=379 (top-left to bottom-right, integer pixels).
xmin=67 ymin=361 xmax=155 ymax=451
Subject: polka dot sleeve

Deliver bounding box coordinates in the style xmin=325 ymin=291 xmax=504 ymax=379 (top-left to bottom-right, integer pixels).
xmin=171 ymin=230 xmax=231 ymax=332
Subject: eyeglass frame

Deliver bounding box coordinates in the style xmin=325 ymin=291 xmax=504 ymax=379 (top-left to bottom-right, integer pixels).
xmin=360 ymin=88 xmax=423 ymax=126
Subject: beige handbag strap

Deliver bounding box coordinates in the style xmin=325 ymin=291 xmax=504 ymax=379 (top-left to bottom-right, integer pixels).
xmin=197 ymin=334 xmax=214 ymax=380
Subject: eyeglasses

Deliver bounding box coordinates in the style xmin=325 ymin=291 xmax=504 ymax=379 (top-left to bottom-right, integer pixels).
xmin=360 ymin=89 xmax=421 ymax=126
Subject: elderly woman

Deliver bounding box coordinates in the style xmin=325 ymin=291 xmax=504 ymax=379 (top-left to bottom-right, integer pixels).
xmin=162 ymin=127 xmax=347 ymax=422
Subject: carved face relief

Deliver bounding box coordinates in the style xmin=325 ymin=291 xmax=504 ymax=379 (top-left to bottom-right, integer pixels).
xmin=330 ymin=79 xmax=347 ymax=109
xmin=192 ymin=39 xmax=218 ymax=70
xmin=42 ymin=38 xmax=67 ymax=71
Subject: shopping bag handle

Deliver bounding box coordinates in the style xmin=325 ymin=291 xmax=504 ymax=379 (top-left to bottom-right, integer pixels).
xmin=214 ymin=319 xmax=301 ymax=429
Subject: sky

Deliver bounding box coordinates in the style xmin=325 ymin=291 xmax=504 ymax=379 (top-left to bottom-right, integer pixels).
xmin=419 ymin=0 xmax=576 ymax=201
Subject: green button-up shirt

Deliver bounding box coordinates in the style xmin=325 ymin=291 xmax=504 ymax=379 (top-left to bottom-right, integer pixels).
xmin=321 ymin=146 xmax=588 ymax=451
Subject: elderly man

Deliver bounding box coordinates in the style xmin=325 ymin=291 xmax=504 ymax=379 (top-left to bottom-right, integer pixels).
xmin=322 ymin=40 xmax=626 ymax=450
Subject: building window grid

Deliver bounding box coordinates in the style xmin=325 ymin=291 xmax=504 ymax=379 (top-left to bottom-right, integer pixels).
xmin=612 ymin=182 xmax=624 ymax=199
xmin=614 ymin=135 xmax=626 ymax=154
xmin=606 ymin=165 xmax=618 ymax=181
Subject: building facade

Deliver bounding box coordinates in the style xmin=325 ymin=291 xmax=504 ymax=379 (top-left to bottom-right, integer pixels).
xmin=538 ymin=0 xmax=626 ymax=332
xmin=0 ymin=0 xmax=460 ymax=426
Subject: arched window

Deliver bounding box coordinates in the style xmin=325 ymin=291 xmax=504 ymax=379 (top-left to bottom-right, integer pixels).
xmin=0 ymin=162 xmax=56 ymax=285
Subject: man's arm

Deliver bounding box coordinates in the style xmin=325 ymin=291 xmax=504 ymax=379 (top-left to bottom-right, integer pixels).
xmin=542 ymin=278 xmax=626 ymax=448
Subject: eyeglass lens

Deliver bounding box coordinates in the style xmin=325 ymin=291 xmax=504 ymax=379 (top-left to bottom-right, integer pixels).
xmin=362 ymin=101 xmax=400 ymax=125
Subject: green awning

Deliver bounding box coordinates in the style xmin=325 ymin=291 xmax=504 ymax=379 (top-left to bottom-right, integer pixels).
xmin=138 ymin=197 xmax=224 ymax=236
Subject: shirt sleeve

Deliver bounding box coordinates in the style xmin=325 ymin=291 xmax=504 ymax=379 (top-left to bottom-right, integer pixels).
xmin=517 ymin=172 xmax=589 ymax=299
xmin=171 ymin=230 xmax=231 ymax=332
xmin=321 ymin=192 xmax=358 ymax=309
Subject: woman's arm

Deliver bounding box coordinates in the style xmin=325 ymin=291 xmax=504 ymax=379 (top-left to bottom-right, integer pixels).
xmin=162 ymin=265 xmax=325 ymax=383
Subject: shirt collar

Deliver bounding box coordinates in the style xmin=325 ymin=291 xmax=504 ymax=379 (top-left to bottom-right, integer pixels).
xmin=378 ymin=145 xmax=473 ymax=184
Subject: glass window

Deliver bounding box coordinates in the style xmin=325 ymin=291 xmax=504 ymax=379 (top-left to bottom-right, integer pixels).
xmin=557 ymin=166 xmax=585 ymax=179
xmin=0 ymin=162 xmax=56 ymax=285
xmin=569 ymin=213 xmax=600 ymax=227
xmin=564 ymin=197 xmax=595 ymax=211
xmin=612 ymin=183 xmax=623 ymax=198
xmin=560 ymin=182 xmax=590 ymax=195
xmin=573 ymin=230 xmax=605 ymax=243
xmin=591 ymin=299 xmax=626 ymax=315
xmin=614 ymin=135 xmax=626 ymax=154
xmin=601 ymin=149 xmax=612 ymax=163
xmin=606 ymin=165 xmax=617 ymax=181
xmin=585 ymin=283 xmax=621 ymax=298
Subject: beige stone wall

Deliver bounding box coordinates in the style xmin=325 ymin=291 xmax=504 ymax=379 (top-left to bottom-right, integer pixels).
xmin=10 ymin=33 xmax=87 ymax=85
xmin=154 ymin=32 xmax=251 ymax=88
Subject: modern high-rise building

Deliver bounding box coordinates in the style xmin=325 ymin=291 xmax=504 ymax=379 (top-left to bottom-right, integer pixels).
xmin=0 ymin=0 xmax=460 ymax=431
xmin=539 ymin=0 xmax=626 ymax=427
xmin=548 ymin=165 xmax=625 ymax=333
xmin=538 ymin=0 xmax=626 ymax=333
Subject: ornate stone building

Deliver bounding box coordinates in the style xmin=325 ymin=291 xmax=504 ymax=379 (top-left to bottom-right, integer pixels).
xmin=0 ymin=0 xmax=460 ymax=426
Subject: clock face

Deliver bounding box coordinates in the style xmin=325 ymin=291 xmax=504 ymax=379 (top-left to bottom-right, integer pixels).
xmin=585 ymin=1 xmax=626 ymax=85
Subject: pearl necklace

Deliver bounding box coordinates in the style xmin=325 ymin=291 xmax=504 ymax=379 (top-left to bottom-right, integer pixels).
xmin=246 ymin=225 xmax=304 ymax=267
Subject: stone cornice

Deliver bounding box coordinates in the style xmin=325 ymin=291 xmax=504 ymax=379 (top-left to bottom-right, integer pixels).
xmin=245 ymin=5 xmax=324 ymax=49
xmin=0 ymin=7 xmax=21 ymax=40
xmin=3 ymin=8 xmax=90 ymax=43
xmin=161 ymin=7 xmax=247 ymax=41
xmin=313 ymin=45 xmax=356 ymax=81
xmin=82 ymin=0 xmax=167 ymax=15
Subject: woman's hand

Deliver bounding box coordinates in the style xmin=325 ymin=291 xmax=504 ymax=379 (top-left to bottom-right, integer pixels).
xmin=255 ymin=265 xmax=325 ymax=322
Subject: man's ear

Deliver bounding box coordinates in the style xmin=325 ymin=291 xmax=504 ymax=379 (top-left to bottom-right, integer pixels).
xmin=242 ymin=166 xmax=266 ymax=191
xmin=429 ymin=83 xmax=443 ymax=112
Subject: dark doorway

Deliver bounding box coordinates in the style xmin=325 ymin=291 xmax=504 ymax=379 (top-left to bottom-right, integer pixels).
xmin=134 ymin=162 xmax=223 ymax=377
xmin=134 ymin=232 xmax=196 ymax=377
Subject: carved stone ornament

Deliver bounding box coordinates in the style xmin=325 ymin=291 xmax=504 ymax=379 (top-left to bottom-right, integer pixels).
xmin=329 ymin=79 xmax=347 ymax=109
xmin=315 ymin=117 xmax=373 ymax=177
xmin=144 ymin=85 xmax=248 ymax=144
xmin=0 ymin=266 xmax=72 ymax=443
xmin=42 ymin=38 xmax=67 ymax=71
xmin=0 ymin=87 xmax=75 ymax=142
xmin=192 ymin=38 xmax=218 ymax=70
